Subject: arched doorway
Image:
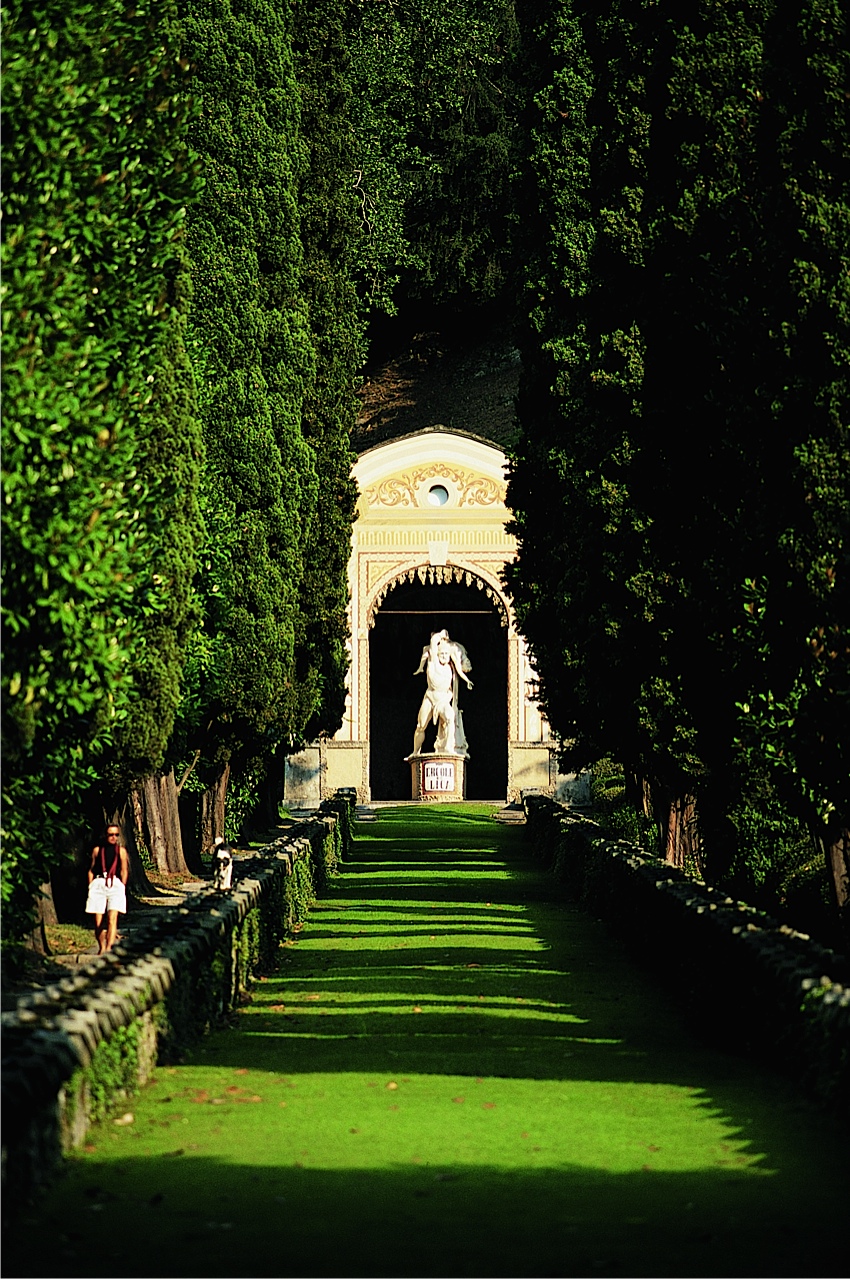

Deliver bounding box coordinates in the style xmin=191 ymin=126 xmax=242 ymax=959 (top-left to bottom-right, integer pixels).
xmin=369 ymin=576 xmax=508 ymax=800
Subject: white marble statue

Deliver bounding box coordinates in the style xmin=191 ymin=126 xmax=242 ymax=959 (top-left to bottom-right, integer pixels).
xmin=411 ymin=630 xmax=473 ymax=757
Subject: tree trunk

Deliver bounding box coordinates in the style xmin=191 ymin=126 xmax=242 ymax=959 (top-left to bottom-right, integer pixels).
xmin=23 ymin=882 xmax=56 ymax=954
xmin=201 ymin=761 xmax=230 ymax=856
xmin=663 ymin=792 xmax=700 ymax=872
xmin=178 ymin=790 xmax=204 ymax=875
xmin=132 ymin=768 xmax=191 ymax=877
xmin=823 ymin=823 xmax=850 ymax=950
xmin=248 ymin=756 xmax=281 ymax=834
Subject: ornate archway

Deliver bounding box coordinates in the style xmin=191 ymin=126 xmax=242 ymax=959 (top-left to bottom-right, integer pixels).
xmin=286 ymin=428 xmax=555 ymax=803
xmin=368 ymin=571 xmax=509 ymax=800
xmin=367 ymin=562 xmax=510 ymax=629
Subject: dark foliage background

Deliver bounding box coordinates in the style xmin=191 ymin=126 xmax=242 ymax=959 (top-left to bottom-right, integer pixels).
xmin=3 ymin=0 xmax=847 ymax=946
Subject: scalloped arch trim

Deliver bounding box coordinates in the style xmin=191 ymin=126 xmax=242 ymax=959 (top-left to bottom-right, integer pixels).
xmin=368 ymin=564 xmax=510 ymax=629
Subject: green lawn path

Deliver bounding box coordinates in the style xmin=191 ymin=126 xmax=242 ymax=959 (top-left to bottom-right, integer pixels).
xmin=8 ymin=805 xmax=848 ymax=1277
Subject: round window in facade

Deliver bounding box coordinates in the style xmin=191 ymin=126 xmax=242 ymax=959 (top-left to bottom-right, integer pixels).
xmin=427 ymin=484 xmax=450 ymax=507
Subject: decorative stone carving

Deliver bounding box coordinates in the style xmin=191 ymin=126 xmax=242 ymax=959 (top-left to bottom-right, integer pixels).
xmin=367 ymin=564 xmax=509 ymax=627
xmin=407 ymin=630 xmax=473 ymax=759
xmin=409 ymin=753 xmax=467 ymax=802
xmin=364 ymin=464 xmax=506 ymax=509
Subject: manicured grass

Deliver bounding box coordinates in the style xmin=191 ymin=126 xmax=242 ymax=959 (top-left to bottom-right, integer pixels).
xmin=6 ymin=805 xmax=848 ymax=1277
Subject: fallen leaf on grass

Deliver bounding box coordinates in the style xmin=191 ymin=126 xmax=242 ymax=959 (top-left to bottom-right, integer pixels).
xmin=452 ymin=1097 xmax=465 ymax=1104
xmin=113 ymin=1113 xmax=134 ymax=1126
xmin=413 ymin=1006 xmax=422 ymax=1013
xmin=482 ymin=1103 xmax=496 ymax=1110
xmin=386 ymin=1081 xmax=398 ymax=1090
xmin=190 ymin=1092 xmax=209 ymax=1104
xmin=235 ymin=1069 xmax=249 ymax=1076
xmin=269 ymin=1004 xmax=285 ymax=1012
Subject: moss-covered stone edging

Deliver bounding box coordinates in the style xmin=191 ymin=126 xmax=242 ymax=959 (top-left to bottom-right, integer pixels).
xmin=1 ymin=800 xmax=353 ymax=1207
xmin=522 ymin=793 xmax=850 ymax=1123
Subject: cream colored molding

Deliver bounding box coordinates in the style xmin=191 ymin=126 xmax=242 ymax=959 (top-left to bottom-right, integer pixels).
xmin=355 ymin=429 xmax=508 ymax=490
xmin=363 ymin=464 xmax=505 ymax=510
xmin=334 ymin=429 xmax=552 ymax=783
xmin=364 ymin=561 xmax=511 ymax=628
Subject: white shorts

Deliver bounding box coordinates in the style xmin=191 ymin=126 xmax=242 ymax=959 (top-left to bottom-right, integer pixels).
xmin=86 ymin=877 xmax=127 ymax=915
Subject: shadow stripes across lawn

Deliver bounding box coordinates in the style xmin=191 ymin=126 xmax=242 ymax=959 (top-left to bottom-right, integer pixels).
xmin=7 ymin=804 xmax=848 ymax=1278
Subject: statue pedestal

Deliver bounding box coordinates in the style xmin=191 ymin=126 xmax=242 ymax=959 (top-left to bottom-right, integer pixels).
xmin=408 ymin=753 xmax=467 ymax=802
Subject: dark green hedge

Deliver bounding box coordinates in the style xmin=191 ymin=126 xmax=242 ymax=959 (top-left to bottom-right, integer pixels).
xmin=1 ymin=807 xmax=350 ymax=1209
xmin=524 ymin=794 xmax=850 ymax=1124
xmin=178 ymin=0 xmax=318 ymax=774
xmin=1 ymin=0 xmax=204 ymax=931
xmin=506 ymin=0 xmax=850 ymax=884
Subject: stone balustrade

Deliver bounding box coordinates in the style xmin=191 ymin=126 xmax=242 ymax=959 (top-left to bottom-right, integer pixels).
xmin=1 ymin=803 xmax=352 ymax=1212
xmin=522 ymin=793 xmax=850 ymax=1125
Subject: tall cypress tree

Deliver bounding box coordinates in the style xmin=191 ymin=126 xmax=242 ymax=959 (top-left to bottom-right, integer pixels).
xmin=350 ymin=0 xmax=521 ymax=311
xmin=1 ymin=0 xmax=203 ymax=932
xmin=172 ymin=0 xmax=318 ymax=846
xmin=506 ymin=0 xmax=671 ymax=789
xmin=292 ymin=0 xmax=362 ymax=742
xmin=507 ymin=0 xmax=849 ymax=921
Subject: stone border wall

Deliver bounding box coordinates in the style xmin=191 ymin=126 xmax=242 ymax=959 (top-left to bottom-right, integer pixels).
xmin=1 ymin=799 xmax=354 ymax=1210
xmin=523 ymin=794 xmax=850 ymax=1124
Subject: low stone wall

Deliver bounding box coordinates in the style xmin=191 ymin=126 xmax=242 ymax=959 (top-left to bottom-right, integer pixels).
xmin=523 ymin=794 xmax=850 ymax=1123
xmin=1 ymin=801 xmax=352 ymax=1210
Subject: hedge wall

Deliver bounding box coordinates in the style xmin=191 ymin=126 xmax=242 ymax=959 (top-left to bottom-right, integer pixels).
xmin=1 ymin=802 xmax=353 ymax=1212
xmin=523 ymin=794 xmax=850 ymax=1124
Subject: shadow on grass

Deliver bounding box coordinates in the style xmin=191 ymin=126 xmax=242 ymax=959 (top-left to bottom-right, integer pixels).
xmin=6 ymin=1157 xmax=846 ymax=1279
xmin=7 ymin=806 xmax=847 ymax=1279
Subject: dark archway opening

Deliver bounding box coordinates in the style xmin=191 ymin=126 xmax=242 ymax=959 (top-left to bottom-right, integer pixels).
xmin=369 ymin=577 xmax=508 ymax=800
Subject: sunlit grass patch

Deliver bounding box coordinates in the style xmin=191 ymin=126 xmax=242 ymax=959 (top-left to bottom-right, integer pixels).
xmin=7 ymin=803 xmax=849 ymax=1279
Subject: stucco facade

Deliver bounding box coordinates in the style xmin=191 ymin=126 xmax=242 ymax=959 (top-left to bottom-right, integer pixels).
xmin=286 ymin=428 xmax=561 ymax=804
